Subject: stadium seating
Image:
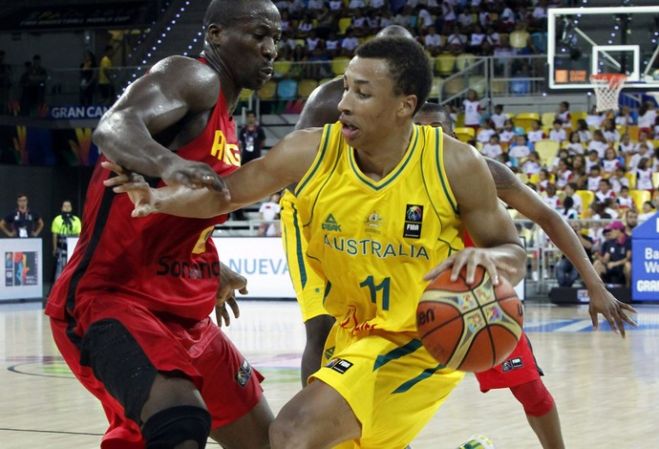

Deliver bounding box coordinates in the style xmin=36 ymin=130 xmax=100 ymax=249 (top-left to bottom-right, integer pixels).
xmin=277 ymin=78 xmax=298 ymax=101
xmin=631 ymin=190 xmax=651 ymax=212
xmin=513 ymin=112 xmax=540 ymax=132
xmin=435 ymin=54 xmax=456 ymax=77
xmin=541 ymin=111 xmax=556 ymax=128
xmin=257 ymin=80 xmax=277 ymax=101
xmin=298 ymin=79 xmax=319 ymax=99
xmin=534 ymin=139 xmax=560 ymax=164
xmin=575 ymin=190 xmax=595 ymax=217
xmin=454 ymin=127 xmax=475 ymax=143
xmin=331 ymin=57 xmax=350 ymax=76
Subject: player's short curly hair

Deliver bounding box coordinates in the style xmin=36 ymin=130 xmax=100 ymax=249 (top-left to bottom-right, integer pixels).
xmin=355 ymin=37 xmax=432 ymax=115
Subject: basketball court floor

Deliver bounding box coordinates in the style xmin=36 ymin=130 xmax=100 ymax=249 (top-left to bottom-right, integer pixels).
xmin=0 ymin=300 xmax=657 ymax=448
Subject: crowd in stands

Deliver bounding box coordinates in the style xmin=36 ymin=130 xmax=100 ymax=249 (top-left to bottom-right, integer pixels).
xmin=272 ymin=0 xmax=555 ymax=79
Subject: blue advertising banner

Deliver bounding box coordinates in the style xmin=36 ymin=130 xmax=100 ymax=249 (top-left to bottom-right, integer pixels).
xmin=632 ymin=213 xmax=659 ymax=301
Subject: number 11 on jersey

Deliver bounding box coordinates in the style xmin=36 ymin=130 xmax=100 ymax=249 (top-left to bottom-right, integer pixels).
xmin=360 ymin=275 xmax=391 ymax=311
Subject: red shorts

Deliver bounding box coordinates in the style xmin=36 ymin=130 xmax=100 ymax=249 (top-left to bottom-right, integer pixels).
xmin=50 ymin=295 xmax=263 ymax=449
xmin=474 ymin=333 xmax=542 ymax=392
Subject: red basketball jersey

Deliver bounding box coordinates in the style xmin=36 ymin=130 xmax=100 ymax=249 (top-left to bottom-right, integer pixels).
xmin=46 ymin=62 xmax=241 ymax=322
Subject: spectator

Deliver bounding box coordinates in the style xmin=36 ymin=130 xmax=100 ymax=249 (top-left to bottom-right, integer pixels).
xmin=79 ymin=50 xmax=97 ymax=106
xmin=601 ymin=119 xmax=620 ymax=143
xmin=490 ymin=104 xmax=507 ymax=130
xmin=499 ymin=119 xmax=515 ymax=143
xmin=617 ymin=186 xmax=634 ymax=210
xmin=624 ymin=209 xmax=638 ymax=235
xmin=554 ymin=158 xmax=573 ymax=189
xmin=587 ymin=166 xmax=603 ymax=191
xmin=584 ymin=149 xmax=600 ymax=173
xmin=258 ymin=193 xmax=281 ymax=237
xmin=593 ymin=221 xmax=631 ymax=287
xmin=51 ymin=200 xmax=81 ymax=280
xmin=566 ymin=131 xmax=584 ymax=155
xmin=0 ymin=50 xmax=11 ymax=115
xmin=463 ymin=89 xmax=481 ymax=129
xmin=424 ymin=26 xmax=443 ymax=55
xmin=527 ymin=120 xmax=544 ymax=146
xmin=635 ymin=158 xmax=654 ymax=191
xmin=576 ymin=118 xmax=592 ymax=143
xmin=564 ymin=183 xmax=582 ymax=213
xmin=595 ymin=179 xmax=616 ymax=203
xmin=635 ymin=131 xmax=654 ymax=153
xmin=629 ymin=143 xmax=651 ymax=171
xmin=555 ymin=221 xmax=594 ymax=287
xmin=467 ymin=25 xmax=486 ymax=53
xmin=614 ymin=105 xmax=635 ymax=127
xmin=98 ymin=45 xmax=114 ymax=105
xmin=556 ymin=101 xmax=571 ymax=128
xmin=20 ymin=56 xmax=47 ymax=116
xmin=618 ymin=133 xmax=634 ymax=156
xmin=0 ymin=194 xmax=44 ymax=238
xmin=536 ymin=168 xmax=550 ymax=192
xmin=508 ymin=134 xmax=531 ymax=166
xmin=549 ymin=119 xmax=567 ymax=142
xmin=609 ymin=166 xmax=628 ymax=194
xmin=476 ymin=120 xmax=496 ymax=143
xmin=638 ymin=101 xmax=657 ymax=133
xmin=543 ymin=183 xmax=561 ymax=209
xmin=601 ymin=147 xmax=623 ymax=176
xmin=446 ymin=27 xmax=468 ymax=53
xmin=341 ymin=29 xmax=360 ymax=56
xmin=482 ymin=134 xmax=502 ymax=159
xmin=639 ymin=200 xmax=657 ymax=222
xmin=238 ymin=111 xmax=266 ymax=165
xmin=560 ymin=195 xmax=578 ymax=219
xmin=586 ymin=105 xmax=604 ymax=128
xmin=588 ymin=130 xmax=607 ymax=158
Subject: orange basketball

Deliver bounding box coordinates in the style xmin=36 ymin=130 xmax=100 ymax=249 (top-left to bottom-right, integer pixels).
xmin=416 ymin=266 xmax=523 ymax=372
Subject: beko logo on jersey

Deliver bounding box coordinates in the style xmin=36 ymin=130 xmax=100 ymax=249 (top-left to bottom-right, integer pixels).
xmin=156 ymin=257 xmax=220 ymax=279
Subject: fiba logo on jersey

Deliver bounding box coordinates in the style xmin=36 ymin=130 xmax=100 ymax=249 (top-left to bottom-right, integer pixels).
xmin=403 ymin=204 xmax=424 ymax=239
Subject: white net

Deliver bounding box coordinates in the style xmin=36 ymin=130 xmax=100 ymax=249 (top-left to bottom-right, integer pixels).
xmin=591 ymin=74 xmax=626 ymax=112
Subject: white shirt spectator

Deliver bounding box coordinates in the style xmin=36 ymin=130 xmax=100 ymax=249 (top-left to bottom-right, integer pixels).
xmin=500 ymin=7 xmax=515 ymax=24
xmin=557 ymin=111 xmax=571 ymax=127
xmin=326 ymin=39 xmax=339 ymax=51
xmin=636 ymin=168 xmax=654 ymax=190
xmin=577 ymin=129 xmax=592 ymax=142
xmin=477 ymin=128 xmax=496 ymax=143
xmin=618 ymin=142 xmax=635 ymax=154
xmin=482 ymin=143 xmax=503 ymax=158
xmin=352 ymin=16 xmax=367 ymax=28
xmin=463 ymin=99 xmax=481 ymax=126
xmin=425 ymin=33 xmax=442 ymax=48
xmin=566 ymin=142 xmax=584 ymax=155
xmin=586 ymin=113 xmax=604 ymax=128
xmin=603 ymin=129 xmax=620 ymax=143
xmin=602 ymin=158 xmax=621 ymax=174
xmin=470 ymin=33 xmax=486 ymax=46
xmin=629 ymin=150 xmax=651 ymax=171
xmin=522 ymin=160 xmax=541 ymax=175
xmin=329 ymin=0 xmax=343 ymax=10
xmin=532 ymin=6 xmax=547 ymax=19
xmin=618 ymin=195 xmax=634 ymax=209
xmin=486 ymin=32 xmax=500 ymax=46
xmin=458 ymin=12 xmax=473 ymax=28
xmin=595 ymin=190 xmax=616 ymax=203
xmin=587 ymin=175 xmax=602 ymax=191
xmin=442 ymin=3 xmax=456 ymax=21
xmin=348 ymin=0 xmax=366 ymax=9
xmin=306 ymin=37 xmax=320 ymax=51
xmin=638 ymin=110 xmax=657 ymax=129
xmin=527 ymin=129 xmax=544 ymax=144
xmin=447 ymin=33 xmax=467 ymax=47
xmin=635 ymin=141 xmax=654 ymax=153
xmin=341 ymin=36 xmax=360 ymax=52
xmin=609 ymin=175 xmax=628 ymax=193
xmin=499 ymin=129 xmax=515 ymax=143
xmin=509 ymin=145 xmax=531 ymax=159
xmin=615 ymin=114 xmax=635 ymax=126
xmin=543 ymin=194 xmax=561 ymax=210
xmin=556 ymin=170 xmax=573 ymax=189
xmin=418 ymin=9 xmax=433 ymax=28
xmin=588 ymin=140 xmax=607 ymax=158
xmin=307 ymin=0 xmax=324 ymax=9
xmin=491 ymin=112 xmax=507 ymax=129
xmin=585 ymin=158 xmax=600 ymax=173
xmin=549 ymin=128 xmax=567 ymax=142
xmin=379 ymin=16 xmax=393 ymax=27
xmin=479 ymin=12 xmax=491 ymax=27
xmin=370 ymin=0 xmax=386 ymax=8
xmin=569 ymin=194 xmax=582 ymax=212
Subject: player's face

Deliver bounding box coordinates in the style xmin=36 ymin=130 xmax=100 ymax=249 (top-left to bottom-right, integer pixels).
xmin=208 ymin=2 xmax=281 ymax=90
xmin=338 ymin=57 xmax=416 ymax=147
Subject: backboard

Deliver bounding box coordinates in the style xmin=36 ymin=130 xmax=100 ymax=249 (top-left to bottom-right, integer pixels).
xmin=547 ymin=5 xmax=659 ymax=91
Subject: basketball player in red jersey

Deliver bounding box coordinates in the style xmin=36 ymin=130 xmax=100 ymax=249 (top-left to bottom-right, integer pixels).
xmin=45 ymin=1 xmax=281 ymax=448
xmin=287 ymin=71 xmax=636 ymax=449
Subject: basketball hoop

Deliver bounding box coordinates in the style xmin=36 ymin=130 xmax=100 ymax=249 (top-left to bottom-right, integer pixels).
xmin=591 ymin=73 xmax=627 ymax=112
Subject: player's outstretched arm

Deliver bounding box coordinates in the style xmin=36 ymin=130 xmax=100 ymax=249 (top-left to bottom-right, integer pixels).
xmin=486 ymin=158 xmax=637 ymax=336
xmin=93 ymin=56 xmax=226 ymax=191
xmin=104 ymin=128 xmax=322 ymax=218
xmin=426 ymin=137 xmax=526 ymax=286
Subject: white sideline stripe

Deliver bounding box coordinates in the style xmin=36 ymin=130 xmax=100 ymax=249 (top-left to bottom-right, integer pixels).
xmin=553 ymin=320 xmax=592 ymax=332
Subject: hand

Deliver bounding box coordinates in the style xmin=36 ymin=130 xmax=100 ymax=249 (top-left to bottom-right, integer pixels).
xmin=587 ymin=284 xmax=637 ymax=338
xmin=423 ymin=247 xmax=517 ymax=286
xmin=161 ymin=158 xmax=229 ymax=194
xmin=102 ymin=161 xmax=158 ymax=217
xmin=215 ymin=263 xmax=247 ymax=327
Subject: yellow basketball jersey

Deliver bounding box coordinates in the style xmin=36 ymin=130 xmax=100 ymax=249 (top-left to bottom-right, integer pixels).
xmin=294 ymin=122 xmax=464 ymax=336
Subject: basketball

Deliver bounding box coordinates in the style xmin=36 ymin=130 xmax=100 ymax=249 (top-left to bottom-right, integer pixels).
xmin=417 ymin=266 xmax=523 ymax=372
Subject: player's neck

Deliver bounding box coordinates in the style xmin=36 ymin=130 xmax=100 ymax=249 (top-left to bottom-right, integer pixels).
xmin=200 ymin=47 xmax=239 ymax=113
xmin=352 ymin=122 xmax=414 ymax=181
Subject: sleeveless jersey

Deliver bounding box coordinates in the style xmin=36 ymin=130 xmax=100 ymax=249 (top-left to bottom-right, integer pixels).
xmin=293 ymin=122 xmax=464 ymax=336
xmin=46 ymin=60 xmax=241 ymax=322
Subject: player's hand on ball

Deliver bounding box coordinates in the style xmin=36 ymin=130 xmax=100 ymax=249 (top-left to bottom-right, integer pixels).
xmin=102 ymin=161 xmax=159 ymax=217
xmin=424 ymin=247 xmax=517 ymax=286
xmin=216 ymin=263 xmax=247 ymax=327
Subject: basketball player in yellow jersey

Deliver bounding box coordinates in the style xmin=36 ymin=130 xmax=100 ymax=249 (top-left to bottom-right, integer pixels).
xmin=105 ymin=37 xmax=527 ymax=448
